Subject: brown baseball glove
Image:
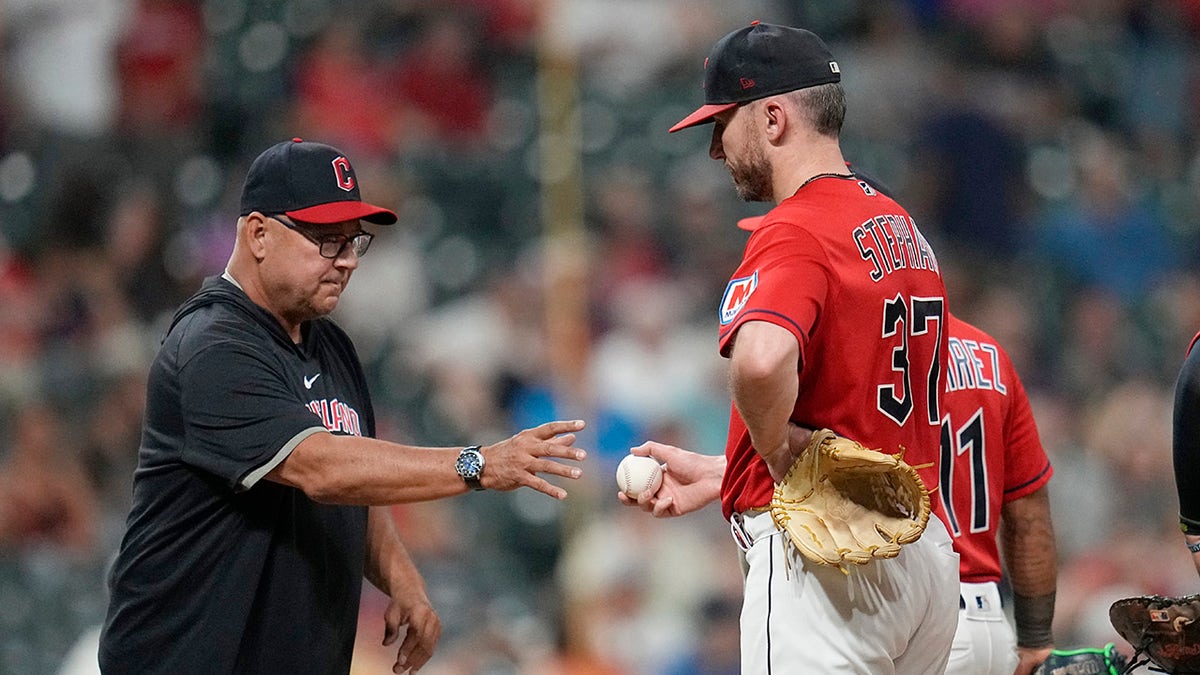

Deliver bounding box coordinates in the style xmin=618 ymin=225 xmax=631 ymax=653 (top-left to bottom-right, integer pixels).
xmin=768 ymin=428 xmax=931 ymax=572
xmin=1110 ymin=594 xmax=1200 ymax=673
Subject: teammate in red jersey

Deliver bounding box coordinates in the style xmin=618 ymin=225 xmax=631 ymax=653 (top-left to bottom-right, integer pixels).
xmin=627 ymin=21 xmax=960 ymax=673
xmin=940 ymin=315 xmax=1057 ymax=675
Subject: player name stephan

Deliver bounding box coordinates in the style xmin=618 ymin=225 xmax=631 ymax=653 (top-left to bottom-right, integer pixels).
xmin=852 ymin=213 xmax=940 ymax=282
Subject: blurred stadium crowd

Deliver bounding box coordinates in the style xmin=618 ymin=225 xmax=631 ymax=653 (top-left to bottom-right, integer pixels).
xmin=2 ymin=0 xmax=1200 ymax=673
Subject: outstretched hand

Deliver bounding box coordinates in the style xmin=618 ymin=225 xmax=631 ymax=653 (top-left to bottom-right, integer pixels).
xmin=617 ymin=441 xmax=724 ymax=517
xmin=480 ymin=419 xmax=587 ymax=499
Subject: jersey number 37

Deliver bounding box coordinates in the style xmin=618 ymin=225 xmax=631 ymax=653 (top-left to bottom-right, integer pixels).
xmin=877 ymin=294 xmax=944 ymax=428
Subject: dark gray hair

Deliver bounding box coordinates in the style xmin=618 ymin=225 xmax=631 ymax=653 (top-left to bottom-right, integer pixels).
xmin=791 ymin=82 xmax=846 ymax=137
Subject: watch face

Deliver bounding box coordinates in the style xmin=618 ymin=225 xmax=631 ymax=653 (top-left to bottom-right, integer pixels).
xmin=456 ymin=450 xmax=483 ymax=479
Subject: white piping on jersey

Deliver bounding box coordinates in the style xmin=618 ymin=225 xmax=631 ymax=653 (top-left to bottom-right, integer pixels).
xmin=238 ymin=426 xmax=326 ymax=491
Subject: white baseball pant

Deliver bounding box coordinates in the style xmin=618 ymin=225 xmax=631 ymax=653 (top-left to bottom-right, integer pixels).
xmin=732 ymin=510 xmax=960 ymax=674
xmin=944 ymin=581 xmax=1018 ymax=675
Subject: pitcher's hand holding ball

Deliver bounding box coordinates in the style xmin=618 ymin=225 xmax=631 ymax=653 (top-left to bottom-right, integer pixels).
xmin=616 ymin=443 xmax=725 ymax=517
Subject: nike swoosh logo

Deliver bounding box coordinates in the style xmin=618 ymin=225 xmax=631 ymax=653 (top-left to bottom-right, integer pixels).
xmin=303 ymin=373 xmax=321 ymax=389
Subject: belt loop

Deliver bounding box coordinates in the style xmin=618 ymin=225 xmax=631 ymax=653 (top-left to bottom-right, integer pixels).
xmin=730 ymin=512 xmax=754 ymax=552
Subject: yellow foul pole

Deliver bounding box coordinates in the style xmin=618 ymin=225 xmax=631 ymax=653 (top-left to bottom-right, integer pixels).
xmin=536 ymin=3 xmax=590 ymax=404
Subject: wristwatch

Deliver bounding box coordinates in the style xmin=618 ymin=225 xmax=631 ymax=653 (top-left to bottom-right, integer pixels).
xmin=455 ymin=445 xmax=485 ymax=491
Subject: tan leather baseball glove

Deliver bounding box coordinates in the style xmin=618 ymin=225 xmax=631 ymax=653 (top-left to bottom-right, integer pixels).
xmin=769 ymin=428 xmax=931 ymax=572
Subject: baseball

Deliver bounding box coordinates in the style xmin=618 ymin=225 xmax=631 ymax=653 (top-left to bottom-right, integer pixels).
xmin=616 ymin=454 xmax=663 ymax=499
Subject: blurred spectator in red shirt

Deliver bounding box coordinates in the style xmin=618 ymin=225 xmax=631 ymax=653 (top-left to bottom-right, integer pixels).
xmin=388 ymin=14 xmax=493 ymax=149
xmin=292 ymin=18 xmax=398 ymax=161
xmin=0 ymin=402 xmax=99 ymax=557
xmin=451 ymin=0 xmax=539 ymax=53
xmin=0 ymin=243 xmax=42 ymax=373
xmin=115 ymin=0 xmax=204 ymax=138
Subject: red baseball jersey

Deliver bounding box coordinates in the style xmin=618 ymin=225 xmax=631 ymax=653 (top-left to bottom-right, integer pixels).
xmin=717 ymin=175 xmax=949 ymax=520
xmin=941 ymin=315 xmax=1053 ymax=583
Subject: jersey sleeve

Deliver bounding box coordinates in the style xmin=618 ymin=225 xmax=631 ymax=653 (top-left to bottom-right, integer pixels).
xmin=718 ymin=224 xmax=830 ymax=360
xmin=1001 ymin=370 xmax=1053 ymax=501
xmin=1174 ymin=343 xmax=1200 ymax=533
xmin=178 ymin=339 xmax=325 ymax=492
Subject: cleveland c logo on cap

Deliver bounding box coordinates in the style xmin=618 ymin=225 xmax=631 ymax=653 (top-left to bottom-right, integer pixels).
xmin=332 ymin=157 xmax=356 ymax=192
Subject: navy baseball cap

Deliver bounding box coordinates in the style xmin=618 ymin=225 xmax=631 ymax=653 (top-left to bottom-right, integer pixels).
xmin=239 ymin=138 xmax=397 ymax=225
xmin=669 ymin=22 xmax=841 ymax=133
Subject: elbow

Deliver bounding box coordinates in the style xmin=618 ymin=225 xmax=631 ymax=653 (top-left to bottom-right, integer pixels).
xmin=280 ymin=467 xmax=343 ymax=503
xmin=302 ymin=477 xmax=344 ymax=504
xmin=293 ymin=457 xmax=358 ymax=504
xmin=730 ymin=347 xmax=792 ymax=388
xmin=270 ymin=433 xmax=349 ymax=503
xmin=728 ymin=322 xmax=799 ymax=385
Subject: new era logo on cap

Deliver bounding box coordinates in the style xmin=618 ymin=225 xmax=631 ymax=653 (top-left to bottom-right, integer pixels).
xmin=670 ymin=22 xmax=842 ymax=133
xmin=240 ymin=138 xmax=397 ymax=225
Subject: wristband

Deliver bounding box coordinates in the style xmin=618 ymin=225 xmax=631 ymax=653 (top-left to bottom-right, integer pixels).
xmin=1013 ymin=591 xmax=1055 ymax=648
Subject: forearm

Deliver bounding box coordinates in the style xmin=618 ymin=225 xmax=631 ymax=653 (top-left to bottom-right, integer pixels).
xmin=733 ymin=370 xmax=795 ymax=456
xmin=729 ymin=322 xmax=800 ymax=470
xmin=1002 ymin=488 xmax=1057 ymax=646
xmin=366 ymin=507 xmax=441 ymax=672
xmin=365 ymin=506 xmax=425 ymax=596
xmin=270 ymin=433 xmax=468 ymax=505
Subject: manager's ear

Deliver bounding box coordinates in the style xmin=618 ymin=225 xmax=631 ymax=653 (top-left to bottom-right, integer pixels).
xmin=242 ymin=212 xmax=270 ymax=261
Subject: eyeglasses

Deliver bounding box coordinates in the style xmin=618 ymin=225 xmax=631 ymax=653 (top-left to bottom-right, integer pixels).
xmin=268 ymin=214 xmax=374 ymax=259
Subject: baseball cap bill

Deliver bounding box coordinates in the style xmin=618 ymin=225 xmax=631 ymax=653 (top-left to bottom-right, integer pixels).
xmin=239 ymin=138 xmax=398 ymax=225
xmin=669 ymin=22 xmax=841 ymax=133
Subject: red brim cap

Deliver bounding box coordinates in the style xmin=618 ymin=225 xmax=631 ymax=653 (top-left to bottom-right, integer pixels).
xmin=286 ymin=200 xmax=398 ymax=225
xmin=669 ymin=102 xmax=739 ymax=133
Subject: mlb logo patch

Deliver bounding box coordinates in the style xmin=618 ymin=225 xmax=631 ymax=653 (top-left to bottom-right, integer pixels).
xmin=1150 ymin=609 xmax=1171 ymax=622
xmin=720 ymin=272 xmax=758 ymax=325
